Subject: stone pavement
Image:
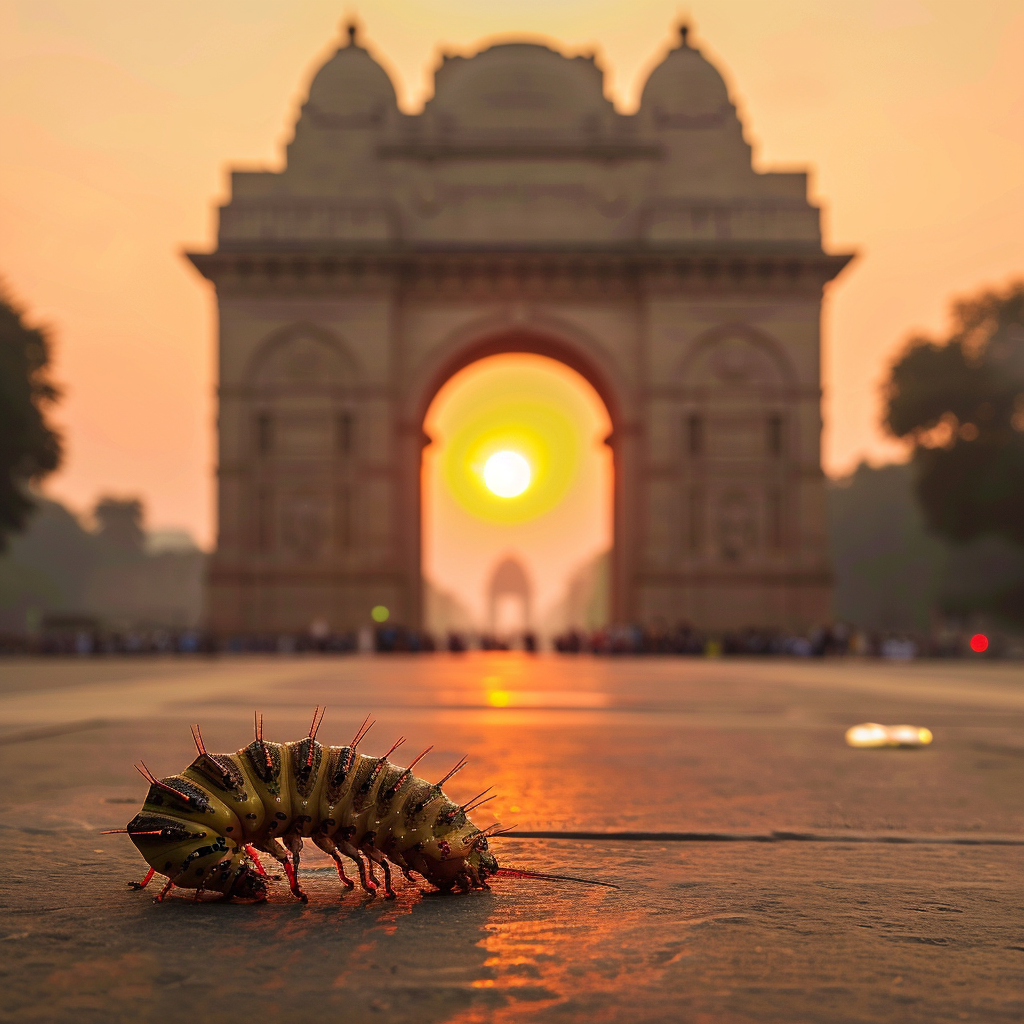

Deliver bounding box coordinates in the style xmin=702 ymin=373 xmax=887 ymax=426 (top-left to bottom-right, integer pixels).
xmin=0 ymin=654 xmax=1022 ymax=1023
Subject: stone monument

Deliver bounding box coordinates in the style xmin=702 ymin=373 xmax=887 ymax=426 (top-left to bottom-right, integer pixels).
xmin=188 ymin=23 xmax=853 ymax=634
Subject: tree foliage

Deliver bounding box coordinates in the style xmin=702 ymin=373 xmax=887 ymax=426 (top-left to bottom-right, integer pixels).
xmin=0 ymin=285 xmax=62 ymax=552
xmin=885 ymin=281 xmax=1024 ymax=546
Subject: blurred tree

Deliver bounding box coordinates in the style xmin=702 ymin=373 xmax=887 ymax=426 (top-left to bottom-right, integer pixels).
xmin=885 ymin=281 xmax=1024 ymax=545
xmin=0 ymin=285 xmax=62 ymax=551
xmin=828 ymin=462 xmax=1024 ymax=631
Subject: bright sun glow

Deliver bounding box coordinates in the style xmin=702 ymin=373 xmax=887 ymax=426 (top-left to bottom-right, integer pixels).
xmin=483 ymin=450 xmax=531 ymax=498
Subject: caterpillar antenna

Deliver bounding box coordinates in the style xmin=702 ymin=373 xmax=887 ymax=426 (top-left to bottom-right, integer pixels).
xmin=495 ymin=866 xmax=619 ymax=890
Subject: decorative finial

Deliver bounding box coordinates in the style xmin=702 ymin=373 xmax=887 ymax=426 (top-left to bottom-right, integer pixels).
xmin=679 ymin=23 xmax=690 ymax=48
xmin=346 ymin=20 xmax=358 ymax=46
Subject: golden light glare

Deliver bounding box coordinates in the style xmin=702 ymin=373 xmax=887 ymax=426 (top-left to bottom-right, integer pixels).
xmin=483 ymin=450 xmax=531 ymax=498
xmin=441 ymin=399 xmax=580 ymax=525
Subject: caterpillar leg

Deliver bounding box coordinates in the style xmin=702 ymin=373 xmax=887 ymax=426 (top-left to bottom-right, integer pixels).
xmin=336 ymin=838 xmax=378 ymax=894
xmin=360 ymin=840 xmax=397 ymax=899
xmin=466 ymin=862 xmax=490 ymax=890
xmin=154 ymin=876 xmax=177 ymax=902
xmin=259 ymin=839 xmax=308 ymax=902
xmin=245 ymin=845 xmax=269 ymax=877
xmin=128 ymin=867 xmax=156 ymax=891
xmin=388 ymin=849 xmax=419 ymax=885
xmin=310 ymin=834 xmax=355 ymax=892
xmin=284 ymin=832 xmax=305 ymax=875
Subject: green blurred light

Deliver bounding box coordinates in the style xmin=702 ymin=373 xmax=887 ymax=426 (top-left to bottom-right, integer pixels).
xmin=371 ymin=605 xmax=390 ymax=623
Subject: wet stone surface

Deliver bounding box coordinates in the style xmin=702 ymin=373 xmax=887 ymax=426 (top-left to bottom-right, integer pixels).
xmin=0 ymin=653 xmax=1022 ymax=1023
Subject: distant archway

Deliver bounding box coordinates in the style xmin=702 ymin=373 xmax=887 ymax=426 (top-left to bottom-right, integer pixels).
xmin=487 ymin=556 xmax=532 ymax=634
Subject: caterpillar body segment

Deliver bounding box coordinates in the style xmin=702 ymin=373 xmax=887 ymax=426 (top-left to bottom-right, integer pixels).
xmin=117 ymin=713 xmax=500 ymax=903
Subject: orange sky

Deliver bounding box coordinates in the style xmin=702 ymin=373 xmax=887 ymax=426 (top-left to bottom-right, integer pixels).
xmin=1 ymin=0 xmax=1022 ymax=547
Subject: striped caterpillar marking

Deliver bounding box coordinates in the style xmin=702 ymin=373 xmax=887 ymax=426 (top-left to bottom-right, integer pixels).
xmin=109 ymin=711 xmax=508 ymax=902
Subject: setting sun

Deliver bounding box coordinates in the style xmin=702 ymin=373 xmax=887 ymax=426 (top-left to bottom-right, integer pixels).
xmin=483 ymin=451 xmax=531 ymax=498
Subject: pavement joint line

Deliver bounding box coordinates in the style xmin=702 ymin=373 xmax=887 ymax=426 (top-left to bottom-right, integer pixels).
xmin=500 ymin=831 xmax=1024 ymax=845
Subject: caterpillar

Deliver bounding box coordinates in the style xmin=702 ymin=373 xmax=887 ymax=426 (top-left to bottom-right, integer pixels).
xmin=104 ymin=709 xmax=607 ymax=903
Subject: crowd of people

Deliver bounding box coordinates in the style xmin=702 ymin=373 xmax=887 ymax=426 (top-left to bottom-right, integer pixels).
xmin=0 ymin=619 xmax=1012 ymax=659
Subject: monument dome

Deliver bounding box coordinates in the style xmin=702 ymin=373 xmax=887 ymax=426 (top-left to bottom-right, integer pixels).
xmin=302 ymin=25 xmax=397 ymax=123
xmin=424 ymin=42 xmax=613 ymax=135
xmin=640 ymin=27 xmax=733 ymax=124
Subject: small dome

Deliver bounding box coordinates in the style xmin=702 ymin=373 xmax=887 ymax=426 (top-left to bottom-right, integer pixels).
xmin=640 ymin=28 xmax=732 ymax=123
xmin=304 ymin=26 xmax=397 ymax=121
xmin=426 ymin=43 xmax=611 ymax=134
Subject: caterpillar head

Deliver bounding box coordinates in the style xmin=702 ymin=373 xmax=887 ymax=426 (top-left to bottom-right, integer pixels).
xmin=202 ymin=854 xmax=268 ymax=902
xmin=471 ymin=837 xmax=499 ymax=882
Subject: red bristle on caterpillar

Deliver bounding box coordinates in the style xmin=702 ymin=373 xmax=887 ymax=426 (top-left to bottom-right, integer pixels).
xmin=381 ymin=736 xmax=406 ymax=760
xmin=384 ymin=746 xmax=434 ymax=796
xmin=464 ymin=794 xmax=496 ymax=813
xmin=101 ymin=828 xmax=130 ymax=834
xmin=404 ymin=745 xmax=432 ymax=773
xmin=135 ymin=762 xmax=191 ymax=803
xmin=254 ymin=711 xmax=272 ymax=769
xmin=305 ymin=706 xmax=326 ymax=766
xmin=437 ymin=756 xmax=468 ymax=786
xmin=350 ymin=714 xmax=374 ymax=748
xmin=471 ymin=823 xmax=506 ymax=842
xmin=191 ymin=724 xmax=206 ymax=756
xmin=494 ymin=866 xmax=620 ymax=890
xmin=462 ymin=786 xmax=493 ymax=809
xmin=308 ymin=705 xmax=326 ymax=742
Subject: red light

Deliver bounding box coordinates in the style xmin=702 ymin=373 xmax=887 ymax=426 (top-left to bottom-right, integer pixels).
xmin=970 ymin=633 xmax=989 ymax=653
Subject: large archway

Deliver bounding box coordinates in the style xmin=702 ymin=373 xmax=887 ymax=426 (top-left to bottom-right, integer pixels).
xmin=194 ymin=29 xmax=849 ymax=638
xmin=399 ymin=328 xmax=631 ymax=633
xmin=420 ymin=350 xmax=614 ymax=639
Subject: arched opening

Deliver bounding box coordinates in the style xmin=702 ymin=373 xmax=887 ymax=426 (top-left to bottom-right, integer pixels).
xmin=421 ymin=352 xmax=613 ymax=644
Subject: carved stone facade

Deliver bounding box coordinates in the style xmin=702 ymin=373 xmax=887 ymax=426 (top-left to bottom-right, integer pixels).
xmin=188 ymin=26 xmax=852 ymax=634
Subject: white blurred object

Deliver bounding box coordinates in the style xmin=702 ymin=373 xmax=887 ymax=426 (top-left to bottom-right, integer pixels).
xmin=845 ymin=722 xmax=933 ymax=748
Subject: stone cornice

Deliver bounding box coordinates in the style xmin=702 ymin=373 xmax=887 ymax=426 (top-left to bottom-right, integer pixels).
xmin=376 ymin=142 xmax=664 ymax=162
xmin=186 ymin=244 xmax=854 ymax=297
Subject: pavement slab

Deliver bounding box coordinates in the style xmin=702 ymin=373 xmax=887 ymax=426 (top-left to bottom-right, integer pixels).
xmin=0 ymin=653 xmax=1022 ymax=1023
